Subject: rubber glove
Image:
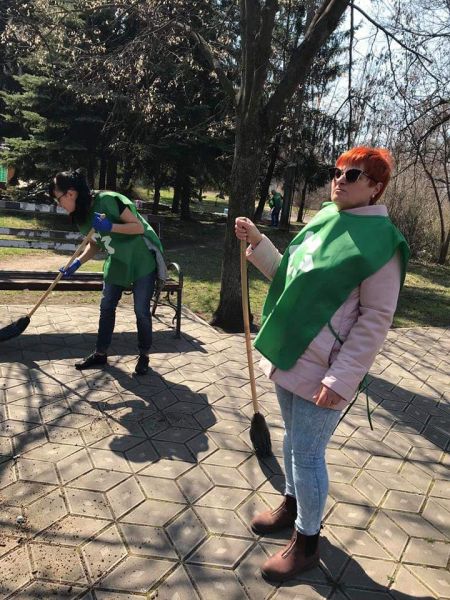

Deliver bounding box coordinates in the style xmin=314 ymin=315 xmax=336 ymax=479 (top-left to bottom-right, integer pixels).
xmin=92 ymin=212 xmax=113 ymax=233
xmin=59 ymin=258 xmax=81 ymax=279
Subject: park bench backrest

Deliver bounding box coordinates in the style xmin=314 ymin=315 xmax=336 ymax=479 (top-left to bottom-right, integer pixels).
xmin=0 ymin=200 xmax=162 ymax=251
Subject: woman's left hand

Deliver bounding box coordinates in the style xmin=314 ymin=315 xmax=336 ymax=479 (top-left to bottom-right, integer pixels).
xmin=92 ymin=212 xmax=112 ymax=233
xmin=313 ymin=385 xmax=344 ymax=408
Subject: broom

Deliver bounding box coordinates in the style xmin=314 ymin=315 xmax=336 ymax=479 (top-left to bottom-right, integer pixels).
xmin=240 ymin=239 xmax=272 ymax=458
xmin=0 ymin=228 xmax=95 ymax=342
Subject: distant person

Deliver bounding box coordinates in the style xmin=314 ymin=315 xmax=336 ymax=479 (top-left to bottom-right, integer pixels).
xmin=49 ymin=169 xmax=165 ymax=376
xmin=235 ymin=147 xmax=409 ymax=582
xmin=269 ymin=189 xmax=283 ymax=227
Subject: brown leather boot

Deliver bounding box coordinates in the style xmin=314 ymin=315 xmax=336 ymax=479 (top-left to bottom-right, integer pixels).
xmin=251 ymin=494 xmax=297 ymax=535
xmin=261 ymin=529 xmax=320 ymax=582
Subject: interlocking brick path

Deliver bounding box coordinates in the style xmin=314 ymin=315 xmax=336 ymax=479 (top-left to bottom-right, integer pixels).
xmin=0 ymin=304 xmax=448 ymax=599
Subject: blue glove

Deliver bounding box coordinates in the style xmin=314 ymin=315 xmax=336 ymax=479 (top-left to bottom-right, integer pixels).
xmin=92 ymin=212 xmax=112 ymax=233
xmin=59 ymin=258 xmax=81 ymax=279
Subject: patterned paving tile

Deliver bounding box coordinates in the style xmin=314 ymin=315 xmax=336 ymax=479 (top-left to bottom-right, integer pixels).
xmin=82 ymin=524 xmax=127 ymax=581
xmin=390 ymin=565 xmax=438 ymax=599
xmin=186 ymin=564 xmax=245 ymax=600
xmin=153 ymin=565 xmax=201 ymax=599
xmin=0 ymin=305 xmax=448 ymax=599
xmin=194 ymin=485 xmax=251 ymax=510
xmin=194 ymin=506 xmax=251 ymax=537
xmin=368 ymin=511 xmax=409 ymax=559
xmin=88 ymin=447 xmax=133 ymax=473
xmin=30 ymin=543 xmax=88 ymax=583
xmin=405 ymin=564 xmax=450 ymax=597
xmin=234 ymin=544 xmax=274 ymax=600
xmin=9 ymin=582 xmax=87 ymax=599
xmin=120 ymin=498 xmax=184 ymax=527
xmin=338 ymin=556 xmax=397 ymax=591
xmin=57 ymin=447 xmax=93 ymax=484
xmin=137 ymin=474 xmax=186 ymax=503
xmin=331 ymin=526 xmax=392 ymax=560
xmin=0 ymin=547 xmax=31 ymax=597
xmin=325 ymin=502 xmax=375 ymax=528
xmin=99 ymin=555 xmax=174 ymax=593
xmin=66 ymin=488 xmax=113 ymax=520
xmin=402 ymin=536 xmax=450 ymax=567
xmin=187 ymin=535 xmax=252 ymax=568
xmin=1 ymin=481 xmax=55 ymax=507
xmin=165 ymin=507 xmax=207 ymax=558
xmin=16 ymin=457 xmax=59 ymax=485
xmin=119 ymin=522 xmax=177 ymax=559
xmin=25 ymin=488 xmax=68 ymax=534
xmin=68 ymin=468 xmax=129 ymax=492
xmin=138 ymin=457 xmax=194 ymax=478
xmin=176 ymin=466 xmax=214 ymax=502
xmin=422 ymin=497 xmax=450 ymax=538
xmin=37 ymin=514 xmax=105 ymax=546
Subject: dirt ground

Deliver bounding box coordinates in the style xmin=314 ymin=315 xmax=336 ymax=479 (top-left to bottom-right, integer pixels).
xmin=0 ymin=251 xmax=108 ymax=306
xmin=0 ymin=251 xmax=96 ymax=271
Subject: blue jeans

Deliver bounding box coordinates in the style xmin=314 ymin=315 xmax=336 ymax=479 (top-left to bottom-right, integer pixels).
xmin=275 ymin=384 xmax=342 ymax=536
xmin=96 ymin=271 xmax=156 ymax=354
xmin=271 ymin=207 xmax=280 ymax=227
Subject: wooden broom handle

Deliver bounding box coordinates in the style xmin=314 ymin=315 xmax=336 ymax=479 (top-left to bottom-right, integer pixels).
xmin=27 ymin=228 xmax=96 ymax=318
xmin=240 ymin=239 xmax=260 ymax=414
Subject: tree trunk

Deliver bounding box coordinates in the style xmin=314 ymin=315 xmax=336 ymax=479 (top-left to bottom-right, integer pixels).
xmin=153 ymin=176 xmax=162 ymax=215
xmin=121 ymin=159 xmax=133 ymax=193
xmin=106 ymin=157 xmax=117 ymax=191
xmin=180 ymin=174 xmax=191 ymax=221
xmin=254 ymin=132 xmax=281 ymax=222
xmin=418 ymin=152 xmax=448 ymax=266
xmin=172 ymin=164 xmax=183 ymax=213
xmin=296 ymin=179 xmax=308 ymax=223
xmin=87 ymin=157 xmax=96 ymax=188
xmin=98 ymin=156 xmax=107 ymax=189
xmin=211 ymin=120 xmax=265 ymax=331
xmin=438 ymin=229 xmax=450 ymax=265
xmin=209 ymin=0 xmax=350 ymax=331
xmin=279 ymin=163 xmax=296 ymax=230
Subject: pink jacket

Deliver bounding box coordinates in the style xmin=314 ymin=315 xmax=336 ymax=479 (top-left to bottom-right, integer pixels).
xmin=247 ymin=204 xmax=402 ymax=411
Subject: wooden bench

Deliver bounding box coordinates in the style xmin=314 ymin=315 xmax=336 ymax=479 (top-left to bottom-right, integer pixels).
xmin=0 ymin=201 xmax=183 ymax=337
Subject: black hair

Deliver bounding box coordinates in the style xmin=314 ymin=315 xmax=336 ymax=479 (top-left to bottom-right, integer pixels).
xmin=49 ymin=168 xmax=93 ymax=225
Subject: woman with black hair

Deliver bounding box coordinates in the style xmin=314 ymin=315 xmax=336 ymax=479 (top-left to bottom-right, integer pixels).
xmin=49 ymin=169 xmax=165 ymax=375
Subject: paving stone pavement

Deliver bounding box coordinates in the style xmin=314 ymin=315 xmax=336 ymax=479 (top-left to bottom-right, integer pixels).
xmin=0 ymin=303 xmax=449 ymax=600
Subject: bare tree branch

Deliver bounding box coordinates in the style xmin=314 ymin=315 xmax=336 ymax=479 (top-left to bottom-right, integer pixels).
xmin=417 ymin=111 xmax=450 ymax=146
xmin=239 ymin=0 xmax=261 ymax=113
xmin=249 ymin=0 xmax=279 ymax=113
xmin=347 ymin=2 xmax=354 ymax=148
xmin=174 ymin=22 xmax=236 ymax=106
xmin=399 ymin=98 xmax=449 ymax=133
xmin=265 ymin=0 xmax=350 ymax=133
xmin=351 ymin=2 xmax=433 ymax=65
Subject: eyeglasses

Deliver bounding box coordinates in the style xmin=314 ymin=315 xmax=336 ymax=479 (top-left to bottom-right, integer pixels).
xmin=53 ymin=192 xmax=66 ymax=204
xmin=329 ymin=167 xmax=378 ymax=184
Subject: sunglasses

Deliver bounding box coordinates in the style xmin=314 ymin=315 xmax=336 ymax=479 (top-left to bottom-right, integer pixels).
xmin=329 ymin=167 xmax=378 ymax=184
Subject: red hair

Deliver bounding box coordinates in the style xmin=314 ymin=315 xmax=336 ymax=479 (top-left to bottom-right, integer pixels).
xmin=336 ymin=146 xmax=394 ymax=203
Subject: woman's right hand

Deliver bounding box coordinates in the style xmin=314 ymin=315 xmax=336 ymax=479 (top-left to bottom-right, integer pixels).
xmin=235 ymin=217 xmax=263 ymax=248
xmin=59 ymin=258 xmax=81 ymax=279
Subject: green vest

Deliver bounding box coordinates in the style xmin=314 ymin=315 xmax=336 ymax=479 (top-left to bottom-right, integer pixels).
xmin=254 ymin=202 xmax=410 ymax=370
xmin=79 ymin=191 xmax=163 ymax=288
xmin=270 ymin=192 xmax=283 ymax=209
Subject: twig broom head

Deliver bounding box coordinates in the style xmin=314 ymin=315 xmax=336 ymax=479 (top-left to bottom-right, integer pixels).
xmin=250 ymin=411 xmax=272 ymax=458
xmin=0 ymin=316 xmax=30 ymax=343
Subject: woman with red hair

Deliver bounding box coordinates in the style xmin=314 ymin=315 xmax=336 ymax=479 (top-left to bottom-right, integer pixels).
xmin=235 ymin=146 xmax=409 ymax=582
